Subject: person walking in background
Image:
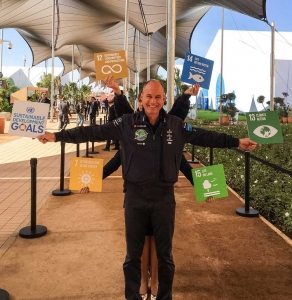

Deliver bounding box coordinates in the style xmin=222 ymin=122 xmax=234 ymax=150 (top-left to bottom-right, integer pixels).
xmin=85 ymin=99 xmax=90 ymax=121
xmin=76 ymin=100 xmax=85 ymax=127
xmin=103 ymin=93 xmax=116 ymax=151
xmin=58 ymin=96 xmax=71 ymax=130
xmin=37 ymin=76 xmax=257 ymax=300
xmin=38 ymin=92 xmax=50 ymax=104
xmin=103 ymin=91 xmax=133 ymax=151
xmin=88 ymin=96 xmax=98 ymax=125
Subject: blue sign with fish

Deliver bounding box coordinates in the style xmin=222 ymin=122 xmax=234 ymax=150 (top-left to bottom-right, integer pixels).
xmin=181 ymin=53 xmax=214 ymax=90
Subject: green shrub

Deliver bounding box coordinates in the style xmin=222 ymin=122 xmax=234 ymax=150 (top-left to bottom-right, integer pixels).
xmin=188 ymin=123 xmax=292 ymax=236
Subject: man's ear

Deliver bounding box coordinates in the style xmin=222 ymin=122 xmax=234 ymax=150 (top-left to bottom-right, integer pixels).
xmin=164 ymin=100 xmax=167 ymax=105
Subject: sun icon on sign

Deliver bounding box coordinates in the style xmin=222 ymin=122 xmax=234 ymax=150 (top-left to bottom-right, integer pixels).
xmin=79 ymin=171 xmax=93 ymax=186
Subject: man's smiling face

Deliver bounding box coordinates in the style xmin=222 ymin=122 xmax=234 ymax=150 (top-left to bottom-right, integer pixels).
xmin=141 ymin=80 xmax=165 ymax=124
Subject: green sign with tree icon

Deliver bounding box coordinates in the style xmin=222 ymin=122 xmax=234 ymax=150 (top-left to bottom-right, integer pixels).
xmin=246 ymin=111 xmax=283 ymax=144
xmin=192 ymin=164 xmax=228 ymax=202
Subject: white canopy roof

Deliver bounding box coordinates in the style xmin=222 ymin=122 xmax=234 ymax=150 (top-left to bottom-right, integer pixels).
xmin=0 ymin=0 xmax=267 ymax=82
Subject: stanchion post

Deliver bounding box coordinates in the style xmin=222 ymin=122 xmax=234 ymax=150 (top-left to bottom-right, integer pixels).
xmin=100 ymin=117 xmax=102 ymax=125
xmin=88 ymin=141 xmax=99 ymax=154
xmin=236 ymin=151 xmax=259 ymax=217
xmin=76 ymin=143 xmax=80 ymax=157
xmin=52 ymin=142 xmax=71 ymax=196
xmin=85 ymin=141 xmax=92 ymax=158
xmin=86 ymin=141 xmax=89 ymax=157
xmin=19 ymin=158 xmax=47 ymax=238
xmin=187 ymin=144 xmax=199 ymax=164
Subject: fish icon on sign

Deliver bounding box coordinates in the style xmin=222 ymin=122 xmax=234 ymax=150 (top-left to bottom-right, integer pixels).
xmin=188 ymin=72 xmax=204 ymax=82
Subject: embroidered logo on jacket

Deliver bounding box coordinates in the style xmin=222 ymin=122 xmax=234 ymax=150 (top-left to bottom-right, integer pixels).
xmin=113 ymin=117 xmax=122 ymax=126
xmin=166 ymin=129 xmax=173 ymax=144
xmin=135 ymin=129 xmax=148 ymax=142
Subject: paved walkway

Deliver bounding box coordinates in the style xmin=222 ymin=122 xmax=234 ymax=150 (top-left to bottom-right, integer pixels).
xmin=0 ymin=117 xmax=100 ymax=253
xmin=0 ymin=117 xmax=292 ymax=300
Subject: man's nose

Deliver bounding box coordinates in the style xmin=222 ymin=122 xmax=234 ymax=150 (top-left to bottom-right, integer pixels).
xmin=149 ymin=97 xmax=157 ymax=103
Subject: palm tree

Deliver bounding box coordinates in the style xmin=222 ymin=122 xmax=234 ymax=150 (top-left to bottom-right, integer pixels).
xmin=257 ymin=95 xmax=266 ymax=111
xmin=62 ymin=83 xmax=91 ymax=106
xmin=0 ymin=77 xmax=18 ymax=112
xmin=36 ymin=73 xmax=62 ymax=98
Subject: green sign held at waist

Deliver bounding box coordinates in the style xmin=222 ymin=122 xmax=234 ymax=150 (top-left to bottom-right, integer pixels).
xmin=192 ymin=164 xmax=228 ymax=202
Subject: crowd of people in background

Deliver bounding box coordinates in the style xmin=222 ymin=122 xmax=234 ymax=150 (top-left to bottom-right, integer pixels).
xmin=33 ymin=90 xmax=117 ymax=132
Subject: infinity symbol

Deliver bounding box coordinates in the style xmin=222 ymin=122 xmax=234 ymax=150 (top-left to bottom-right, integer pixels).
xmin=101 ymin=64 xmax=122 ymax=74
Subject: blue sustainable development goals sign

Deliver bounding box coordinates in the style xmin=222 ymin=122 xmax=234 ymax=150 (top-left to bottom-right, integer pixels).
xmin=181 ymin=52 xmax=214 ymax=90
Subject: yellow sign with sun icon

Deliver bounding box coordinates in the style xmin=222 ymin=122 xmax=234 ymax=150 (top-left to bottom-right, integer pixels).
xmin=69 ymin=157 xmax=103 ymax=192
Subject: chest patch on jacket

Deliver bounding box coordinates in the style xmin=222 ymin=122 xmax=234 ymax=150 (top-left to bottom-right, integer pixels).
xmin=135 ymin=129 xmax=148 ymax=141
xmin=166 ymin=129 xmax=173 ymax=144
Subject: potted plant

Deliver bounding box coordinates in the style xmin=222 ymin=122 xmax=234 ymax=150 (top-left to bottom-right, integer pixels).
xmin=274 ymin=96 xmax=289 ymax=123
xmin=219 ymin=92 xmax=237 ymax=125
xmin=282 ymin=92 xmax=292 ymax=123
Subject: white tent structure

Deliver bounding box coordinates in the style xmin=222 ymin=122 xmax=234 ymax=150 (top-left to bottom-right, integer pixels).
xmin=7 ymin=68 xmax=32 ymax=88
xmin=205 ymin=29 xmax=292 ymax=112
xmin=0 ymin=0 xmax=267 ymax=110
xmin=0 ymin=0 xmax=267 ymax=80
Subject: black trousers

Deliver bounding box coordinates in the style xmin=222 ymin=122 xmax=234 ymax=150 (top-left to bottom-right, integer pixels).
xmin=123 ymin=183 xmax=175 ymax=300
xmin=90 ymin=114 xmax=96 ymax=125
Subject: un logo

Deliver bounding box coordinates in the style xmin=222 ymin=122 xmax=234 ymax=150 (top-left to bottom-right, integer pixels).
xmin=26 ymin=107 xmax=35 ymax=114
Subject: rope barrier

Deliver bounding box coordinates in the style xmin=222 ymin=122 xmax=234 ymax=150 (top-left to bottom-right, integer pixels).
xmin=234 ymin=148 xmax=292 ymax=177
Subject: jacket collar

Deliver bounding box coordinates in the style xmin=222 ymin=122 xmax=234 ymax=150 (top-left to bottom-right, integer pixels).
xmin=134 ymin=109 xmax=167 ymax=126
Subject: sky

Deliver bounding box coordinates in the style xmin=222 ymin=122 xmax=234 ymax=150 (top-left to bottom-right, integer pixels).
xmin=191 ymin=0 xmax=292 ymax=57
xmin=1 ymin=0 xmax=292 ymax=78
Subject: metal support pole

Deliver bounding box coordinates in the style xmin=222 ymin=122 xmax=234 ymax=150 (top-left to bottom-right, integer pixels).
xmin=85 ymin=141 xmax=92 ymax=158
xmin=86 ymin=141 xmax=89 ymax=157
xmin=0 ymin=29 xmax=3 ymax=75
xmin=19 ymin=158 xmax=47 ymax=238
xmin=187 ymin=145 xmax=199 ymax=164
xmin=166 ymin=0 xmax=176 ymax=111
xmin=31 ymin=158 xmax=37 ymax=231
xmin=123 ymin=0 xmax=129 ymax=93
xmin=236 ymin=151 xmax=259 ymax=217
xmin=270 ymin=22 xmax=275 ymax=111
xmin=219 ymin=8 xmax=224 ymax=115
xmin=147 ymin=34 xmax=151 ymax=81
xmin=50 ymin=0 xmax=56 ymax=121
xmin=71 ymin=44 xmax=74 ymax=82
xmin=52 ymin=142 xmax=71 ymax=196
xmin=136 ymin=30 xmax=140 ymax=109
xmin=88 ymin=141 xmax=99 ymax=154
